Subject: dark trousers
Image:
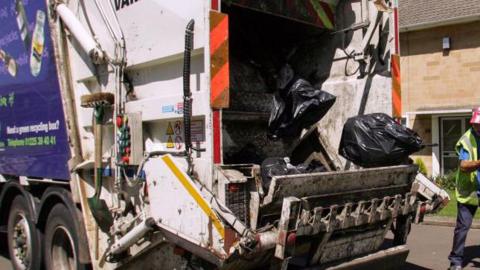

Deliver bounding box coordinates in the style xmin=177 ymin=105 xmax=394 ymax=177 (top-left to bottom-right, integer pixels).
xmin=448 ymin=202 xmax=478 ymax=266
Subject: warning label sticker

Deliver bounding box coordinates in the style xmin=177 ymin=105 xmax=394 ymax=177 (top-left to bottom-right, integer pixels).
xmin=191 ymin=120 xmax=205 ymax=142
xmin=174 ymin=121 xmax=182 ymax=135
xmin=166 ymin=122 xmax=174 ymax=135
xmin=164 ymin=120 xmax=204 ymax=149
xmin=175 ymin=136 xmax=183 ymax=150
xmin=166 ymin=136 xmax=174 ymax=148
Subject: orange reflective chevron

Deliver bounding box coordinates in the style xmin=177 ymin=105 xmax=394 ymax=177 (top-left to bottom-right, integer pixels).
xmin=391 ymin=54 xmax=402 ymax=118
xmin=210 ymin=11 xmax=229 ymax=109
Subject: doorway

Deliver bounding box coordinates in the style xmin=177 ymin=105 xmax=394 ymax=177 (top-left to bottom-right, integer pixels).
xmin=440 ymin=116 xmax=470 ymax=174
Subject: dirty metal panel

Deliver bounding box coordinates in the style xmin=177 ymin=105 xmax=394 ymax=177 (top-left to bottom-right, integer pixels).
xmin=295 ymin=192 xmax=417 ymax=237
xmin=117 ymin=239 xmax=189 ymax=269
xmin=319 ymin=226 xmax=387 ymax=265
xmin=228 ymin=0 xmax=338 ymax=29
xmin=222 ymin=119 xmax=289 ymax=164
xmin=289 ymin=126 xmax=340 ymax=170
xmin=302 ymin=185 xmax=410 ymax=210
xmin=145 ymin=155 xmax=226 ymax=255
xmin=325 ymin=245 xmax=410 ymax=270
xmin=155 ymin=222 xmax=224 ymax=266
xmin=263 ymin=165 xmax=417 ymax=206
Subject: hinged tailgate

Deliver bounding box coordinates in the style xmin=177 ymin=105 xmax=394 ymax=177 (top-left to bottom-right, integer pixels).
xmin=262 ymin=165 xmax=418 ymax=208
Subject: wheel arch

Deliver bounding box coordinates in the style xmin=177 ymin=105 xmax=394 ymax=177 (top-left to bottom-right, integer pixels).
xmin=0 ymin=181 xmax=38 ymax=229
xmin=37 ymin=186 xmax=91 ymax=264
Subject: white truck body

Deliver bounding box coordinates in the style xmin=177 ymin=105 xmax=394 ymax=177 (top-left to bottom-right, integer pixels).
xmin=0 ymin=1 xmax=448 ymax=269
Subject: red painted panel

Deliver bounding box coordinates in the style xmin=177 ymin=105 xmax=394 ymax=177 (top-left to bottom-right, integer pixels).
xmin=213 ymin=110 xmax=221 ymax=164
xmin=211 ymin=0 xmax=219 ymax=11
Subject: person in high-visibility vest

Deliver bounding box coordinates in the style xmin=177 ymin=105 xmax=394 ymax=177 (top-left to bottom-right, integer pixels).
xmin=448 ymin=107 xmax=480 ymax=270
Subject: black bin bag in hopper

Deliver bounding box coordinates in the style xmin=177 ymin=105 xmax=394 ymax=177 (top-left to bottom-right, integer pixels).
xmin=338 ymin=113 xmax=423 ymax=168
xmin=261 ymin=157 xmax=325 ymax=191
xmin=267 ymin=78 xmax=336 ymax=139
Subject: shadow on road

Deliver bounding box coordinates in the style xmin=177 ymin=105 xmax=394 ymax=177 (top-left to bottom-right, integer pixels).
xmin=403 ymin=262 xmax=432 ymax=270
xmin=0 ymin=233 xmax=9 ymax=258
xmin=0 ymin=232 xmax=12 ymax=270
xmin=463 ymin=245 xmax=480 ymax=268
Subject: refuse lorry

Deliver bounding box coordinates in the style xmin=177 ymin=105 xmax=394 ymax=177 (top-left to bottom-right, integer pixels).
xmin=0 ymin=1 xmax=448 ymax=269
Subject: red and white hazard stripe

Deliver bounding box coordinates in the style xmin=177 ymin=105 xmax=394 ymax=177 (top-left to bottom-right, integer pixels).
xmin=211 ymin=0 xmax=220 ymax=11
xmin=393 ymin=0 xmax=400 ymax=54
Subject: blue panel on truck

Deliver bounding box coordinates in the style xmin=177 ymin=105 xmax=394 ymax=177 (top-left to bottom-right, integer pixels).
xmin=0 ymin=1 xmax=70 ymax=180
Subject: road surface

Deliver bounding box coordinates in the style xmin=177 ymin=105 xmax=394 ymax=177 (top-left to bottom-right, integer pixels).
xmin=1 ymin=224 xmax=479 ymax=269
xmin=401 ymin=224 xmax=480 ymax=269
xmin=0 ymin=233 xmax=11 ymax=270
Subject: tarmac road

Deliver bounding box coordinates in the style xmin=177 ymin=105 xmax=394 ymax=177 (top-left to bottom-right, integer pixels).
xmin=0 ymin=233 xmax=12 ymax=270
xmin=401 ymin=224 xmax=480 ymax=270
xmin=0 ymin=256 xmax=11 ymax=270
xmin=1 ymin=224 xmax=479 ymax=270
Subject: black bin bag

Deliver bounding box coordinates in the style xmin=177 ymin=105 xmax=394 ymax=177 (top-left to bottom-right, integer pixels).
xmin=339 ymin=113 xmax=423 ymax=168
xmin=268 ymin=78 xmax=336 ymax=139
xmin=261 ymin=157 xmax=325 ymax=191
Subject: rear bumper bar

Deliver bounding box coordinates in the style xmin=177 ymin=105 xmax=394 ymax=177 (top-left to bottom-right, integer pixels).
xmin=324 ymin=245 xmax=410 ymax=270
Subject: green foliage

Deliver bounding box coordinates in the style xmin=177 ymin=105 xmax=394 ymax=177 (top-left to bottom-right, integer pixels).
xmin=434 ymin=171 xmax=457 ymax=191
xmin=435 ymin=190 xmax=480 ymax=219
xmin=436 ymin=190 xmax=456 ymax=217
xmin=414 ymin=158 xmax=428 ymax=176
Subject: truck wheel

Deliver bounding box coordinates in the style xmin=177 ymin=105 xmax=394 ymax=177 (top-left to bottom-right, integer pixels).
xmin=44 ymin=203 xmax=87 ymax=270
xmin=7 ymin=196 xmax=41 ymax=270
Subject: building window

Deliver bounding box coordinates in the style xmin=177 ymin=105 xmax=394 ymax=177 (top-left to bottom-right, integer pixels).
xmin=440 ymin=116 xmax=470 ymax=175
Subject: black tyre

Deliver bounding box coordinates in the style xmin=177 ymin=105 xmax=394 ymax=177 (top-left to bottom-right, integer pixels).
xmin=44 ymin=203 xmax=87 ymax=270
xmin=7 ymin=196 xmax=42 ymax=270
